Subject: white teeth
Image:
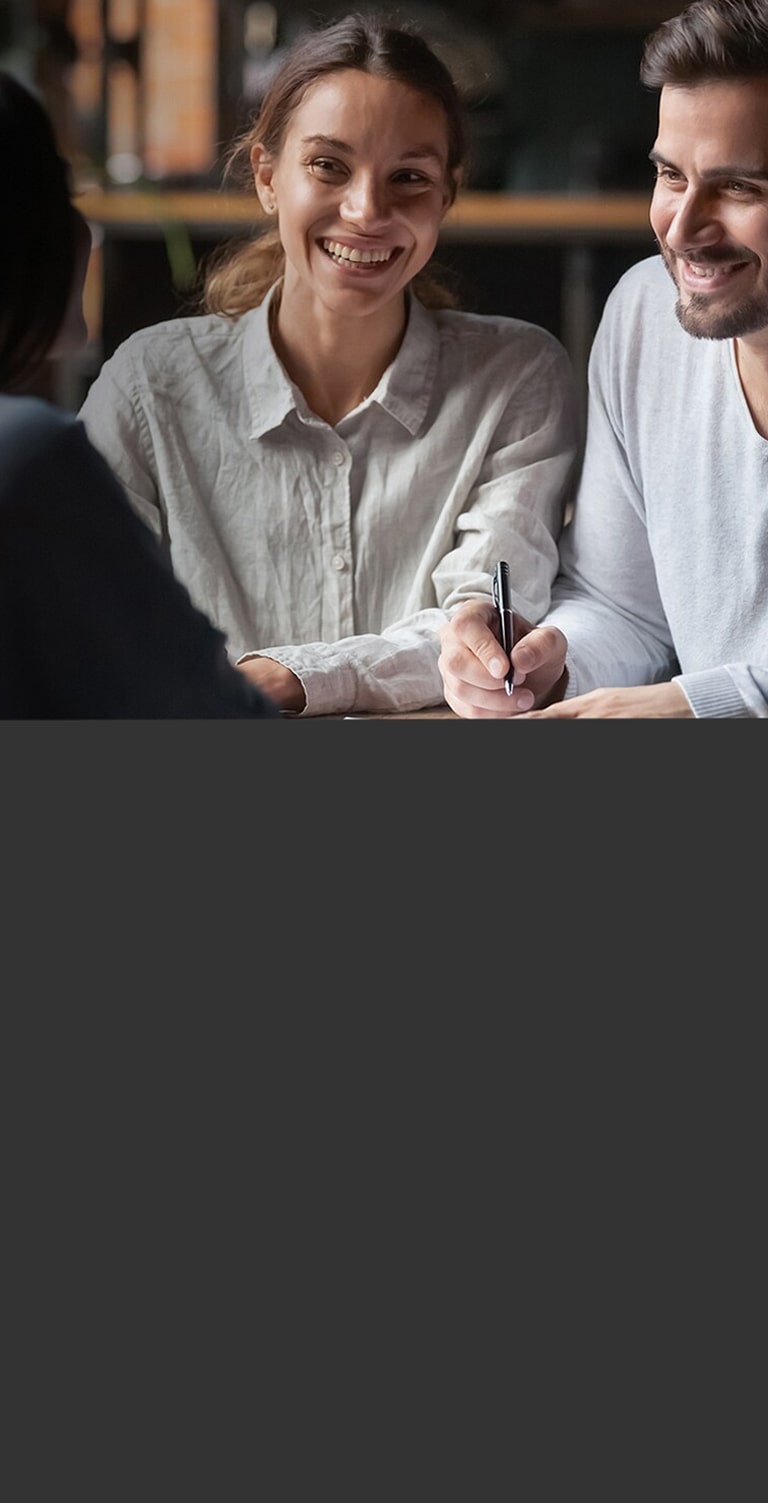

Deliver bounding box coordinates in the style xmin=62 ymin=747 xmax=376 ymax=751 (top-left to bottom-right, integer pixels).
xmin=322 ymin=239 xmax=392 ymax=265
xmin=687 ymin=261 xmax=739 ymax=278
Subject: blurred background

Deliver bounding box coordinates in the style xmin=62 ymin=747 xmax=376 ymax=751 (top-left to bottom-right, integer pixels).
xmin=1 ymin=0 xmax=682 ymax=410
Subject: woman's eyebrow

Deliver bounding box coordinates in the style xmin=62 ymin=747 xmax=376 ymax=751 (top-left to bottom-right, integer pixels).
xmin=300 ymin=132 xmax=444 ymax=165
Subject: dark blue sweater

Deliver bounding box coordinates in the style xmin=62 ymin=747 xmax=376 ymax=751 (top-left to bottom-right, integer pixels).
xmin=0 ymin=397 xmax=278 ymax=718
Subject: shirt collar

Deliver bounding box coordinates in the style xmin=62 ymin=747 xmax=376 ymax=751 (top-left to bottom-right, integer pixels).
xmin=242 ymin=284 xmax=298 ymax=440
xmin=242 ymin=283 xmax=440 ymax=439
xmin=368 ymin=293 xmax=439 ymax=436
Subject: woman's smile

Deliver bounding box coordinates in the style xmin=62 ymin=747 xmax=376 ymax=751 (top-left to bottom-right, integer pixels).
xmin=319 ymin=238 xmax=401 ymax=268
xmin=254 ymin=68 xmax=453 ymax=320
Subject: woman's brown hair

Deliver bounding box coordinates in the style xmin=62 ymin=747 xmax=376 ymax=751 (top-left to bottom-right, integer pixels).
xmin=200 ymin=11 xmax=468 ymax=318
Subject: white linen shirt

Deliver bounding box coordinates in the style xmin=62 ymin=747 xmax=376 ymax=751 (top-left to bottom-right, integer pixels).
xmin=80 ymin=286 xmax=580 ymax=715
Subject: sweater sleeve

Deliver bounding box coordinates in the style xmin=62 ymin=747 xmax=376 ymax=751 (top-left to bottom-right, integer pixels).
xmin=544 ymin=330 xmax=678 ymax=694
xmin=543 ymin=269 xmax=768 ymax=718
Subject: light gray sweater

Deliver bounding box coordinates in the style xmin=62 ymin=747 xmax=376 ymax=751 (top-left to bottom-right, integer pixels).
xmin=545 ymin=254 xmax=768 ymax=718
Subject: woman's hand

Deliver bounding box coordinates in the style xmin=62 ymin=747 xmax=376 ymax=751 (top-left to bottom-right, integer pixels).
xmin=237 ymin=655 xmax=306 ymax=713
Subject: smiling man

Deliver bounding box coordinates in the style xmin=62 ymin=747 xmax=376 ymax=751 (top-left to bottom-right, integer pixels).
xmin=438 ymin=0 xmax=768 ymax=719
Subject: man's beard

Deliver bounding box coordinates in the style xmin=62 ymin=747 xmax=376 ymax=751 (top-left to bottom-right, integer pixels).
xmin=658 ymin=240 xmax=768 ymax=340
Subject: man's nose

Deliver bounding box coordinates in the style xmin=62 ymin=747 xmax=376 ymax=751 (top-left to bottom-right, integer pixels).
xmin=665 ymin=189 xmax=721 ymax=251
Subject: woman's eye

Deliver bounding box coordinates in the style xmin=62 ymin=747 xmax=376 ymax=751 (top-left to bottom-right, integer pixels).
xmin=392 ymin=170 xmax=432 ymax=188
xmin=309 ymin=158 xmax=345 ymax=178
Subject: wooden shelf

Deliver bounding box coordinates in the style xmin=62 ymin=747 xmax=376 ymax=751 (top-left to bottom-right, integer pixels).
xmin=76 ymin=187 xmax=653 ymax=242
xmin=76 ymin=188 xmax=266 ymax=229
xmin=445 ymin=191 xmax=652 ymax=240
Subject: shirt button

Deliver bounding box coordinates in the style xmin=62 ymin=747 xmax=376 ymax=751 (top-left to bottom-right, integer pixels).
xmin=331 ymin=554 xmax=347 ymax=572
xmin=332 ymin=451 xmax=345 ymax=466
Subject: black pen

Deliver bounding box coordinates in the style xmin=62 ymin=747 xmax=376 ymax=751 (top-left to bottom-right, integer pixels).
xmin=492 ymin=560 xmax=515 ymax=696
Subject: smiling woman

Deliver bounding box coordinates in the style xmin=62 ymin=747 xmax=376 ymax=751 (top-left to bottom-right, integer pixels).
xmin=203 ymin=12 xmax=467 ymax=322
xmin=243 ymin=65 xmax=460 ymax=422
xmin=78 ymin=12 xmax=581 ymax=717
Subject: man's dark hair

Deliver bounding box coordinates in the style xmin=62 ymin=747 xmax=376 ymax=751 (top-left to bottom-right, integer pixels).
xmin=641 ymin=0 xmax=768 ymax=89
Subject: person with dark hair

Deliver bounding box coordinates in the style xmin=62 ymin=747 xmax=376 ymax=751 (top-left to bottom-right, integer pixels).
xmin=0 ymin=69 xmax=278 ymax=718
xmin=79 ymin=12 xmax=580 ymax=717
xmin=438 ymin=0 xmax=768 ymax=719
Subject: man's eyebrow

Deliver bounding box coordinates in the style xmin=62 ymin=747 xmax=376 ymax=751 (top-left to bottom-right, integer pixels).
xmin=300 ymin=132 xmax=444 ymax=163
xmin=649 ymin=146 xmax=768 ymax=181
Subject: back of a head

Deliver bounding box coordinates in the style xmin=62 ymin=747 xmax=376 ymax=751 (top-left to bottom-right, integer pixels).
xmin=0 ymin=70 xmax=76 ymax=391
xmin=641 ymin=0 xmax=768 ymax=89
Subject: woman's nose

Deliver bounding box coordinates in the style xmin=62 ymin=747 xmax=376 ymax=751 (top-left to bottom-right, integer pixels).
xmin=340 ymin=174 xmax=389 ymax=227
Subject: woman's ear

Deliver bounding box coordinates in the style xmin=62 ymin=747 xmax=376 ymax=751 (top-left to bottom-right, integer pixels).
xmin=251 ymin=144 xmax=276 ymax=213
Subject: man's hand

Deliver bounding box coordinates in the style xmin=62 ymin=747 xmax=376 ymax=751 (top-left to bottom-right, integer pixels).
xmin=237 ymin=655 xmax=306 ymax=713
xmin=438 ymin=600 xmax=568 ymax=719
xmin=516 ymin=682 xmax=693 ymax=718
